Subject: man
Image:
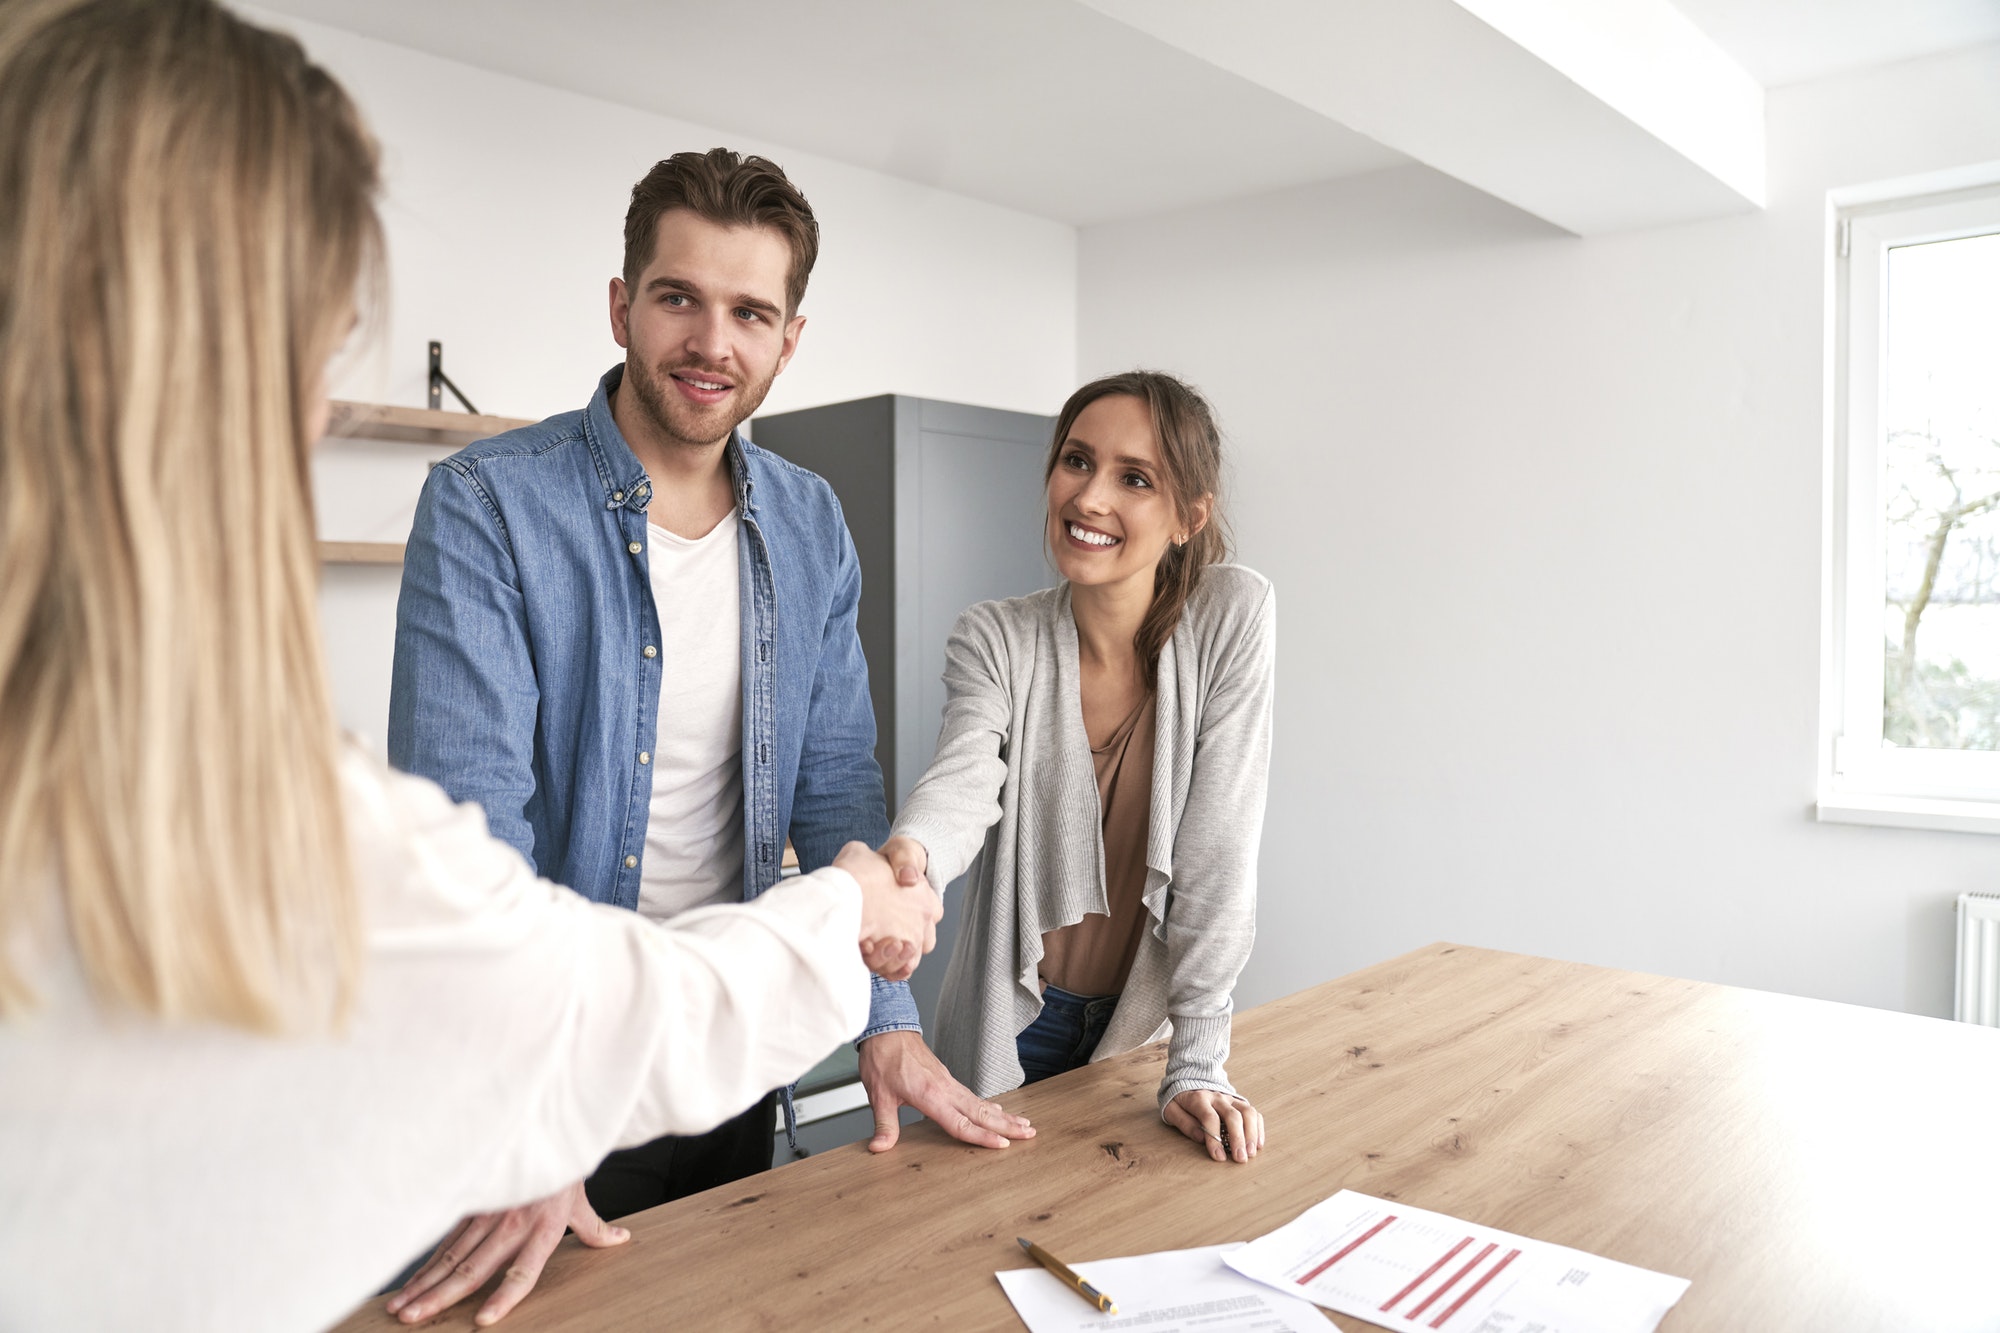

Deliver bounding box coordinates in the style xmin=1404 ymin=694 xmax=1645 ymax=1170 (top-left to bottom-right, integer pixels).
xmin=381 ymin=149 xmax=1031 ymax=1327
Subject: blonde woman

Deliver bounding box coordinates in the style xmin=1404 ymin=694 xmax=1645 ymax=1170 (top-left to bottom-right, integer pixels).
xmin=881 ymin=372 xmax=1275 ymax=1164
xmin=0 ymin=3 xmax=935 ymax=1330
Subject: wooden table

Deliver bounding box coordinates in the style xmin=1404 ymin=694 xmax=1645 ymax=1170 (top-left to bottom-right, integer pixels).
xmin=335 ymin=944 xmax=2000 ymax=1331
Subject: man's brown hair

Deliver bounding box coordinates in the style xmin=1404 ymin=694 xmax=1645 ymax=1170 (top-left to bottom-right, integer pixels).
xmin=623 ymin=148 xmax=819 ymax=314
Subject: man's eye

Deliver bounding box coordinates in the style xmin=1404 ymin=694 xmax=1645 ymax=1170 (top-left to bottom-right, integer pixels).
xmin=736 ymin=308 xmax=763 ymax=323
xmin=663 ymin=293 xmax=688 ymax=307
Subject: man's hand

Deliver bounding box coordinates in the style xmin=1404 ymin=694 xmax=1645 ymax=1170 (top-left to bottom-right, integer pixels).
xmin=1164 ymin=1089 xmax=1266 ymax=1164
xmin=834 ymin=840 xmax=939 ymax=981
xmin=857 ymin=1029 xmax=1034 ymax=1152
xmin=384 ymin=1181 xmax=626 ymax=1326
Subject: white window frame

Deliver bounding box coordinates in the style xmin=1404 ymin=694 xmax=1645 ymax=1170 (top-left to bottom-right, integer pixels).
xmin=1819 ymin=178 xmax=2000 ymax=836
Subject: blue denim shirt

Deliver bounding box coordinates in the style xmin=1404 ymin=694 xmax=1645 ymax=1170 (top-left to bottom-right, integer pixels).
xmin=388 ymin=365 xmax=917 ymax=1042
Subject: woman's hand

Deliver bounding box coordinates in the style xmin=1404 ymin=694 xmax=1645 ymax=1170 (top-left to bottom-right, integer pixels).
xmin=879 ymin=834 xmax=930 ymax=889
xmin=1165 ymin=1089 xmax=1266 ymax=1164
xmin=867 ymin=836 xmax=936 ymax=976
xmin=385 ymin=1181 xmax=623 ymax=1326
xmin=833 ymin=841 xmax=939 ymax=981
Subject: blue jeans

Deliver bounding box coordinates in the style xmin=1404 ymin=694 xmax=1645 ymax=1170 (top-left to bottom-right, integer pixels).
xmin=1016 ymin=984 xmax=1119 ymax=1085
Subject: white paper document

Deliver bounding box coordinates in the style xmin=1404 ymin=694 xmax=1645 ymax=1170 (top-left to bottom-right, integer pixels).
xmin=1224 ymin=1191 xmax=1689 ymax=1333
xmin=997 ymin=1243 xmax=1328 ymax=1332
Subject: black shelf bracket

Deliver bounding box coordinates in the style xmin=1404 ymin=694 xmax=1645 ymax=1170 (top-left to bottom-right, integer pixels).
xmin=427 ymin=340 xmax=481 ymax=415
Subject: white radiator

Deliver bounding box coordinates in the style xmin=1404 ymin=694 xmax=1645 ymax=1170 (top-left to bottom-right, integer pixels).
xmin=1957 ymin=893 xmax=2000 ymax=1025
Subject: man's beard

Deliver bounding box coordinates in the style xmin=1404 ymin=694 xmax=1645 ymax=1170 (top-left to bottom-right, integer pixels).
xmin=625 ymin=353 xmax=779 ymax=451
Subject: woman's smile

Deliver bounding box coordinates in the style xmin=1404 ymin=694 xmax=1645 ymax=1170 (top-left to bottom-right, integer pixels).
xmin=1063 ymin=519 xmax=1122 ymax=549
xmin=1045 ymin=393 xmax=1177 ymax=588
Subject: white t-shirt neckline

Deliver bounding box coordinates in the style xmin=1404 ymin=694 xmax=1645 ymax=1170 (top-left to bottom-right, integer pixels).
xmin=637 ymin=506 xmax=745 ymax=921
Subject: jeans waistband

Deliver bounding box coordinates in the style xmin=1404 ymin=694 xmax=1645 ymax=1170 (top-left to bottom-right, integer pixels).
xmin=1040 ymin=981 xmax=1119 ymax=1017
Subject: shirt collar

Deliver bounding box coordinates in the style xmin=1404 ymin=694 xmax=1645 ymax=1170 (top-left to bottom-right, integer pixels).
xmin=586 ymin=363 xmax=755 ymax=517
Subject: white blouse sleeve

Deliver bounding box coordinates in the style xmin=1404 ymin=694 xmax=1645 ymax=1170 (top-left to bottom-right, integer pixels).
xmin=344 ymin=750 xmax=872 ymax=1212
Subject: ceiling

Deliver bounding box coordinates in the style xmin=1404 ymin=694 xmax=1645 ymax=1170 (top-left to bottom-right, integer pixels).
xmin=1669 ymin=0 xmax=2000 ymax=87
xmin=251 ymin=0 xmax=1407 ymax=227
xmin=252 ymin=0 xmax=2000 ymax=227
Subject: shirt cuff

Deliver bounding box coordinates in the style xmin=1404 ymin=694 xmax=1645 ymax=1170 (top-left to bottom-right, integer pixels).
xmin=1157 ymin=1012 xmax=1235 ymax=1112
xmin=857 ymin=975 xmax=922 ymax=1044
xmin=808 ymin=863 xmax=860 ymax=899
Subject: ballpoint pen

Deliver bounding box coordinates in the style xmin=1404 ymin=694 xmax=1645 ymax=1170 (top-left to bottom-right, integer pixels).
xmin=1018 ymin=1237 xmax=1119 ymax=1315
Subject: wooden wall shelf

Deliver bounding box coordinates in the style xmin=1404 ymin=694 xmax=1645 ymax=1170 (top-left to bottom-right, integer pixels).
xmin=318 ymin=541 xmax=404 ymax=565
xmin=325 ymin=400 xmax=533 ymax=447
xmin=317 ymin=400 xmax=534 ymax=565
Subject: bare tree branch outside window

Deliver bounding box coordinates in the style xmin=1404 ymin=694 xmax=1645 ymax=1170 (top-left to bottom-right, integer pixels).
xmin=1880 ymin=231 xmax=2000 ymax=751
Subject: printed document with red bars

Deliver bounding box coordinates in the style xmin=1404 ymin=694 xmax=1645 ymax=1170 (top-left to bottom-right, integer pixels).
xmin=1223 ymin=1191 xmax=1689 ymax=1333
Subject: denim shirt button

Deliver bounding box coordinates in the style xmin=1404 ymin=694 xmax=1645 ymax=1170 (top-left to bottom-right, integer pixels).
xmin=613 ymin=491 xmax=625 ymax=503
xmin=639 ymin=751 xmax=651 ymax=765
xmin=624 ymin=854 xmax=638 ymax=869
xmin=642 ymin=645 xmax=657 ymax=659
xmin=627 ymin=541 xmax=642 ymax=555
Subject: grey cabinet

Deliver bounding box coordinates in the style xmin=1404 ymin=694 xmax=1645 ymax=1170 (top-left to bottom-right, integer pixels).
xmin=752 ymin=394 xmax=1057 ymax=1151
xmin=754 ymin=395 xmax=1057 ymax=807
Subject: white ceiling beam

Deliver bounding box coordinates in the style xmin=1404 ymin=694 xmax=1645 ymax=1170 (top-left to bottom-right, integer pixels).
xmin=1079 ymin=0 xmax=1765 ymax=235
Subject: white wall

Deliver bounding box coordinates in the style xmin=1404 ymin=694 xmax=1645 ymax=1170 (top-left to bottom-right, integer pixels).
xmin=1078 ymin=42 xmax=2000 ymax=1019
xmin=256 ymin=5 xmax=1994 ymax=1018
xmin=247 ymin=9 xmax=1079 ymax=749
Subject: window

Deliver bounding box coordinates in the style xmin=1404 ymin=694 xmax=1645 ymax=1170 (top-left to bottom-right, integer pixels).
xmin=1822 ymin=182 xmax=2000 ymax=834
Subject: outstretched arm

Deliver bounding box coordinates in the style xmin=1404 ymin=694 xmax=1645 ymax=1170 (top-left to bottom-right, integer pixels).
xmin=368 ymin=760 xmax=929 ymax=1326
xmin=886 ymin=604 xmax=1016 ymax=892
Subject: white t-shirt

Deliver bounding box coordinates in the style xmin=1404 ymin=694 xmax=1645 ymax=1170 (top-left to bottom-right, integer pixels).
xmin=639 ymin=508 xmax=745 ymax=921
xmin=0 ymin=748 xmax=870 ymax=1333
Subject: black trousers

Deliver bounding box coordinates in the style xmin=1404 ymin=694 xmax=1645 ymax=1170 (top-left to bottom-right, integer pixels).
xmin=583 ymin=1090 xmax=778 ymax=1222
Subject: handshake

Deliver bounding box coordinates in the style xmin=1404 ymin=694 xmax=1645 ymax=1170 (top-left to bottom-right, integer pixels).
xmin=831 ymin=836 xmax=938 ymax=982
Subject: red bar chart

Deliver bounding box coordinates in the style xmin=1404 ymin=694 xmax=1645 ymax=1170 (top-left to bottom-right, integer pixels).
xmin=1225 ymin=1191 xmax=1688 ymax=1333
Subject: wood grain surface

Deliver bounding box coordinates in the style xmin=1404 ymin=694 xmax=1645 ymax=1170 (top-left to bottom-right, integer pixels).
xmin=324 ymin=401 xmax=532 ymax=447
xmin=331 ymin=943 xmax=2000 ymax=1332
xmin=317 ymin=540 xmax=405 ymax=565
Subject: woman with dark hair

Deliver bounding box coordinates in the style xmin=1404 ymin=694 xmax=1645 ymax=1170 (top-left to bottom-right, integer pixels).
xmin=880 ymin=371 xmax=1275 ymax=1162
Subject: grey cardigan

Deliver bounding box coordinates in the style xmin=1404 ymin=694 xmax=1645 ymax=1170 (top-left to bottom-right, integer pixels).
xmin=892 ymin=564 xmax=1275 ymax=1110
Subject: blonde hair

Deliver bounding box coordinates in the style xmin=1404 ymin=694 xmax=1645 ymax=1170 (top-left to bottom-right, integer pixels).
xmin=0 ymin=0 xmax=381 ymax=1029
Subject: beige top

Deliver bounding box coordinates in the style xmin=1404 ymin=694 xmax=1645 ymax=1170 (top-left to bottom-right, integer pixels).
xmin=1039 ymin=691 xmax=1155 ymax=997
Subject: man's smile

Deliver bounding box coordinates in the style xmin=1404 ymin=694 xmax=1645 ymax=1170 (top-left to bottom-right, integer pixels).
xmin=669 ymin=369 xmax=735 ymax=404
